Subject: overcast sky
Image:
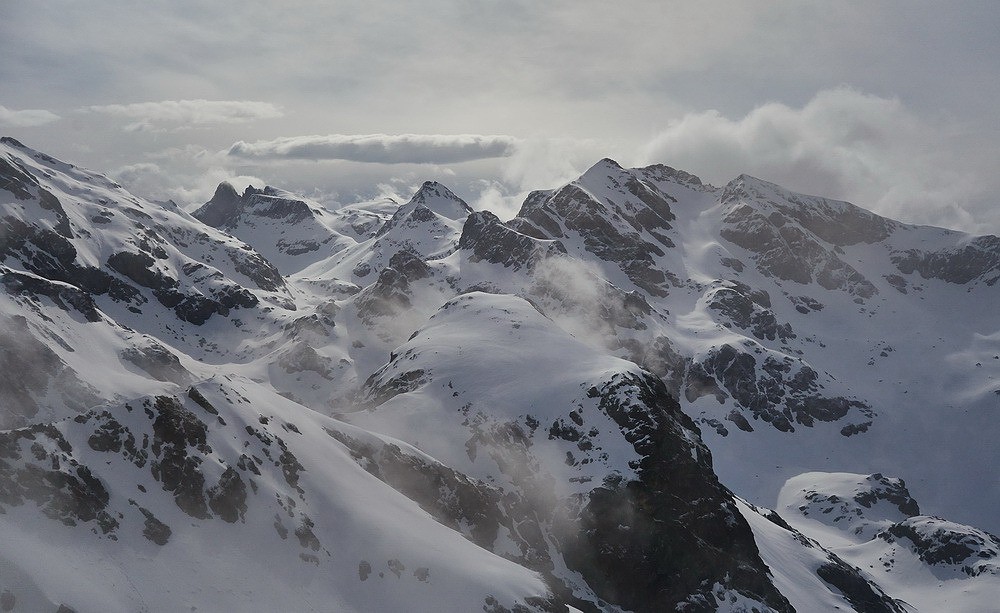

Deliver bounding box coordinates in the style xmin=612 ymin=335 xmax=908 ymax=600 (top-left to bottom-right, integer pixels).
xmin=2 ymin=1 xmax=998 ymax=231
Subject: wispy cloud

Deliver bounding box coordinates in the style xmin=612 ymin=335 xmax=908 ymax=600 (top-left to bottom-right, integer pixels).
xmin=85 ymin=99 xmax=283 ymax=131
xmin=110 ymin=157 xmax=266 ymax=208
xmin=640 ymin=87 xmax=995 ymax=233
xmin=0 ymin=105 xmax=60 ymax=127
xmin=227 ymin=134 xmax=518 ymax=164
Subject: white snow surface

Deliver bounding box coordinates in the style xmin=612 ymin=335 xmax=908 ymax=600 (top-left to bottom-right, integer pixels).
xmin=775 ymin=471 xmax=1000 ymax=613
xmin=2 ymin=136 xmax=999 ymax=611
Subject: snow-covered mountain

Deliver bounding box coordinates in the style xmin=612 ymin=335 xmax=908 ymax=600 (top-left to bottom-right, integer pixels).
xmin=1 ymin=135 xmax=997 ymax=612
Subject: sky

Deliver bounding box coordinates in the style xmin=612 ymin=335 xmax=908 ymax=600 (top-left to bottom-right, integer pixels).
xmin=2 ymin=1 xmax=998 ymax=232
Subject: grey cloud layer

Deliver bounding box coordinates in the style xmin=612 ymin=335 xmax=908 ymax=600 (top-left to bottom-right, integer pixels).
xmin=85 ymin=100 xmax=283 ymax=131
xmin=0 ymin=105 xmax=60 ymax=128
xmin=228 ymin=134 xmax=519 ymax=164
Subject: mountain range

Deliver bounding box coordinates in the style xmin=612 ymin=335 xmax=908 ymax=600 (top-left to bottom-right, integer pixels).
xmin=0 ymin=135 xmax=997 ymax=612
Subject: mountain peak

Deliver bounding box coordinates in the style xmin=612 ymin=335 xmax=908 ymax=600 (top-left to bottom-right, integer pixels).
xmin=414 ymin=180 xmax=455 ymax=198
xmin=722 ymin=173 xmax=826 ymax=212
xmin=214 ymin=180 xmax=240 ymax=200
xmin=726 ymin=173 xmax=778 ymax=192
xmin=194 ymin=181 xmax=245 ymax=228
xmin=403 ymin=181 xmax=472 ymax=220
xmin=593 ymin=157 xmax=625 ymax=171
xmin=579 ymin=157 xmax=627 ymax=182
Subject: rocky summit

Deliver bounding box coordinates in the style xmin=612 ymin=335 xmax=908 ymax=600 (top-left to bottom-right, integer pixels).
xmin=0 ymin=136 xmax=997 ymax=612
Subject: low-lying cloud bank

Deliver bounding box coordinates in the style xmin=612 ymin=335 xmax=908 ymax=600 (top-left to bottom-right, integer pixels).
xmin=227 ymin=133 xmax=519 ymax=164
xmin=640 ymin=87 xmax=996 ymax=233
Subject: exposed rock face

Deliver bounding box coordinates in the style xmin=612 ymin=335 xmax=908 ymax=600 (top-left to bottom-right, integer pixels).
xmin=0 ymin=200 xmax=140 ymax=307
xmin=326 ymin=428 xmax=516 ymax=558
xmin=779 ymin=470 xmax=1000 ymax=609
xmin=196 ymin=183 xmax=316 ymax=229
xmin=618 ymin=335 xmax=686 ymax=396
xmin=120 ymin=340 xmax=192 ymax=384
xmin=277 ymin=343 xmax=334 ymax=380
xmin=852 ymin=473 xmax=922 ymax=516
xmin=193 ymin=182 xmax=244 ymax=228
xmin=235 ymin=186 xmax=316 ymax=225
xmin=0 ymin=154 xmax=73 ymax=238
xmin=687 ymin=344 xmax=872 ymax=434
xmin=150 ymin=396 xmax=213 ymax=518
xmin=194 ymin=183 xmax=352 ymax=271
xmin=559 ymin=373 xmax=792 ymax=613
xmin=0 ymin=387 xmax=312 ymax=540
xmin=0 ymin=422 xmax=117 ymax=533
xmin=459 ymin=211 xmax=566 ymax=270
xmin=354 ymin=250 xmax=431 ymax=323
xmin=813 ymin=559 xmax=906 ymax=613
xmin=789 ymin=472 xmax=920 ymax=539
xmin=880 ymin=517 xmax=1000 ymax=576
xmin=354 ymin=294 xmax=792 ymax=612
xmin=719 ymin=176 xmax=881 ymax=298
xmin=207 ymin=466 xmax=248 ymax=523
xmin=405 ymin=181 xmax=473 ymax=219
xmin=2 ymin=268 xmax=104 ymax=322
xmin=375 ymin=204 xmax=439 ymax=238
xmin=2 ymin=150 xmax=286 ymax=327
xmin=706 ymin=281 xmax=794 ymax=342
xmin=358 ymin=369 xmax=795 ymax=611
xmin=376 ymin=181 xmax=472 ymax=239
xmin=509 ymin=159 xmax=682 ymax=296
xmin=891 ymin=234 xmax=1000 ymax=285
xmin=105 ymin=249 xmax=268 ymax=324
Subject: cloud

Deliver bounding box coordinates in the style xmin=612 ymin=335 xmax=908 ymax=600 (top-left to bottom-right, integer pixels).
xmin=227 ymin=134 xmax=518 ymax=164
xmin=110 ymin=150 xmax=266 ymax=208
xmin=465 ymin=137 xmax=614 ymax=221
xmin=85 ymin=100 xmax=283 ymax=131
xmin=0 ymin=105 xmax=60 ymax=127
xmin=640 ymin=87 xmax=998 ymax=233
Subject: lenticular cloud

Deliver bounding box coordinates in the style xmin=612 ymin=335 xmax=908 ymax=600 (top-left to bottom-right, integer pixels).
xmin=86 ymin=99 xmax=284 ymax=130
xmin=227 ymin=133 xmax=518 ymax=164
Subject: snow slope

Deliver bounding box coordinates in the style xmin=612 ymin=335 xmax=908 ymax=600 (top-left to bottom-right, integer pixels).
xmin=1 ymin=135 xmax=998 ymax=611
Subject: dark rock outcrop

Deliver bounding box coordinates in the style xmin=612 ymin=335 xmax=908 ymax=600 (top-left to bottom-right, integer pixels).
xmin=815 ymin=559 xmax=906 ymax=613
xmin=509 ymin=159 xmax=682 ymax=296
xmin=880 ymin=517 xmax=1000 ymax=576
xmin=558 ymin=373 xmax=793 ymax=612
xmin=120 ymin=341 xmax=191 ymax=384
xmin=0 ymin=423 xmax=117 ymax=533
xmin=719 ymin=176 xmax=883 ymax=298
xmin=891 ymin=234 xmax=1000 ymax=286
xmin=707 ymin=281 xmax=794 ymax=342
xmin=459 ymin=211 xmax=566 ymax=271
xmin=195 ymin=183 xmax=316 ymax=229
xmin=354 ymin=250 xmax=431 ymax=323
xmin=687 ymin=344 xmax=872 ymax=433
